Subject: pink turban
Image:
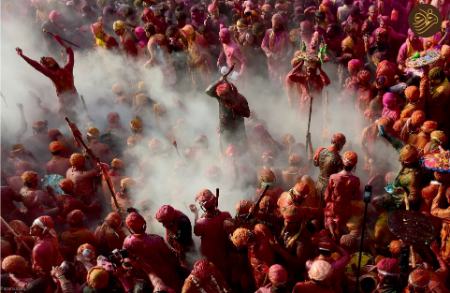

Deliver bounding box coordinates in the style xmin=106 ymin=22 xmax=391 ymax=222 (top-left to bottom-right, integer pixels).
xmin=348 ymin=59 xmax=363 ymax=75
xmin=219 ymin=24 xmax=230 ymax=41
xmin=382 ymin=92 xmax=400 ymax=121
xmin=48 ymin=10 xmax=61 ymax=22
xmin=134 ymin=26 xmax=146 ymax=39
xmin=377 ymin=258 xmax=399 ymax=276
xmin=382 ymin=92 xmax=398 ymax=109
xmin=268 ymin=264 xmax=288 ymax=285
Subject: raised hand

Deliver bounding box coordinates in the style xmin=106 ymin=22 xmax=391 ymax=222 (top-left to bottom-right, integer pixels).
xmin=189 ymin=204 xmax=198 ymax=214
xmin=16 ymin=47 xmax=23 ymax=56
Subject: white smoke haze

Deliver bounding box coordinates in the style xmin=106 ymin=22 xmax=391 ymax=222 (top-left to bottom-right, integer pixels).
xmin=1 ymin=0 xmax=401 ymax=253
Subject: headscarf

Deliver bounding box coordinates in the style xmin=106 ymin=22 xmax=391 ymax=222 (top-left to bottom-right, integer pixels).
xmin=134 ymin=26 xmax=148 ymax=48
xmin=382 ymin=92 xmax=400 ymax=121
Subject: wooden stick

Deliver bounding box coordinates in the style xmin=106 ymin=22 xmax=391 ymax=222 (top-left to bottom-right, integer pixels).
xmin=403 ymin=193 xmax=416 ymax=268
xmin=43 ymin=29 xmax=80 ymax=48
xmin=1 ymin=217 xmax=32 ymax=252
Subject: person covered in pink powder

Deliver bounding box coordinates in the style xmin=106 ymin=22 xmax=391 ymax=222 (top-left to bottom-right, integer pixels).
xmin=134 ymin=26 xmax=149 ymax=55
xmin=381 ymin=92 xmax=401 ymax=122
xmin=217 ymin=24 xmax=248 ymax=85
xmin=261 ymin=13 xmax=292 ymax=86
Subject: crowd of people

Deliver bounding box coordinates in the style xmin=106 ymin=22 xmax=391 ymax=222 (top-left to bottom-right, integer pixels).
xmin=1 ymin=0 xmax=450 ymax=292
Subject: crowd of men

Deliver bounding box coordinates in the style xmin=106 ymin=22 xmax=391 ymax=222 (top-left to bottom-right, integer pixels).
xmin=1 ymin=0 xmax=450 ymax=292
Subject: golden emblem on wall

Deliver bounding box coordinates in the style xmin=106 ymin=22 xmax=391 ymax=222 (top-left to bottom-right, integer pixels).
xmin=408 ymin=4 xmax=442 ymax=37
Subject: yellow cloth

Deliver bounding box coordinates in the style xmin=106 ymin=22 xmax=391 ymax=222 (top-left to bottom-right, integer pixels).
xmin=95 ymin=37 xmax=106 ymax=48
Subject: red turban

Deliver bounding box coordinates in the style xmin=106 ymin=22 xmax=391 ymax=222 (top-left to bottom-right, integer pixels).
xmin=259 ymin=168 xmax=276 ymax=183
xmin=2 ymin=255 xmax=28 ymax=275
xmin=32 ymin=215 xmax=56 ymax=237
xmin=408 ymin=268 xmax=430 ymax=288
xmin=410 ymin=110 xmax=425 ymax=127
xmin=70 ymin=153 xmax=85 ymax=168
xmin=67 ymin=209 xmax=85 ymax=227
xmin=374 ymin=27 xmax=387 ymax=37
xmin=216 ymin=82 xmax=232 ymax=97
xmin=155 ymin=205 xmax=177 ymax=223
xmin=421 ymin=121 xmax=438 ymax=134
xmin=105 ymin=212 xmax=122 ymax=229
xmin=348 ymin=59 xmax=363 ymax=75
xmin=231 ymin=227 xmax=253 ymax=248
xmin=192 ymin=259 xmax=213 ymax=279
xmin=404 ymin=86 xmax=419 ymax=102
xmin=235 ymin=200 xmax=254 ymax=215
xmin=293 ymin=181 xmax=310 ymax=196
xmin=357 ymin=69 xmax=371 ymax=83
xmin=377 ymin=258 xmax=399 ymax=276
xmin=8 ymin=220 xmax=29 ymax=236
xmin=331 ymin=132 xmax=346 ymax=146
xmin=343 ymin=151 xmax=358 ymax=167
xmin=389 ymin=240 xmax=402 ymax=255
xmin=49 ymin=141 xmax=65 ymax=153
xmin=125 ymin=212 xmax=146 ymax=234
xmin=48 ymin=128 xmax=62 ymax=141
xmin=77 ymin=243 xmax=96 ymax=257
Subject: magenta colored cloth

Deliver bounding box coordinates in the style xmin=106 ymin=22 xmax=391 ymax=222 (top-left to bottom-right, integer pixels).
xmin=134 ymin=26 xmax=148 ymax=48
xmin=123 ymin=233 xmax=182 ymax=290
xmin=219 ymin=25 xmax=230 ymax=40
xmin=348 ymin=59 xmax=363 ymax=75
xmin=382 ymin=92 xmax=400 ymax=121
xmin=382 ymin=107 xmax=400 ymax=121
xmin=382 ymin=92 xmax=397 ymax=108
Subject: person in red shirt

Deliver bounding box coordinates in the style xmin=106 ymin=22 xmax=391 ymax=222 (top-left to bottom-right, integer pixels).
xmin=123 ymin=210 xmax=184 ymax=292
xmin=113 ymin=20 xmax=138 ymax=58
xmin=30 ymin=215 xmax=63 ymax=276
xmin=16 ymin=35 xmax=80 ymax=118
xmin=94 ymin=212 xmax=126 ymax=256
xmin=60 ymin=209 xmax=97 ymax=260
xmin=45 ymin=141 xmax=70 ymax=177
xmin=155 ymin=205 xmax=194 ymax=266
xmin=181 ymin=259 xmax=231 ymax=293
xmin=65 ymin=153 xmax=99 ymax=205
xmin=324 ymin=151 xmax=361 ymax=239
xmin=193 ymin=189 xmax=232 ymax=278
